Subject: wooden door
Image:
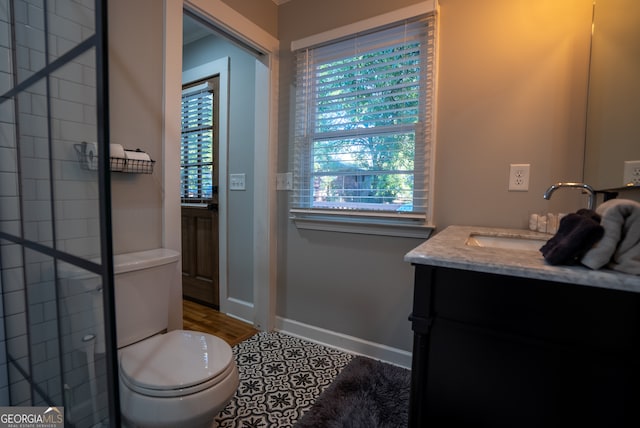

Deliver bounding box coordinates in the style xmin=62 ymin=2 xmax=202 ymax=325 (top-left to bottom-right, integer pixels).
xmin=180 ymin=75 xmax=220 ymax=308
xmin=181 ymin=205 xmax=219 ymax=307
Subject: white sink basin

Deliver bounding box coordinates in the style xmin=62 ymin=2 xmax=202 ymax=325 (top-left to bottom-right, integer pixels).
xmin=465 ymin=233 xmax=548 ymax=251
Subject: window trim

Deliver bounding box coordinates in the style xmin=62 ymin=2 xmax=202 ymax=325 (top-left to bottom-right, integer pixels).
xmin=289 ymin=4 xmax=438 ymax=237
xmin=180 ymin=76 xmax=220 ymax=204
xmin=289 ymin=209 xmax=434 ymax=238
xmin=182 ymin=57 xmax=230 ymax=210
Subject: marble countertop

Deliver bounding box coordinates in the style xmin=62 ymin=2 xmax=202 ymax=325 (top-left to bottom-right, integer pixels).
xmin=404 ymin=225 xmax=640 ymax=294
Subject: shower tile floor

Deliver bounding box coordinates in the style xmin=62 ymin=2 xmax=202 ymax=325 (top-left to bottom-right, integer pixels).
xmin=214 ymin=331 xmax=354 ymax=428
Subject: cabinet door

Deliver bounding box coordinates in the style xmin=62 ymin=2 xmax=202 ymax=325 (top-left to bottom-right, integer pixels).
xmin=410 ymin=266 xmax=640 ymax=428
xmin=181 ymin=206 xmax=219 ymax=307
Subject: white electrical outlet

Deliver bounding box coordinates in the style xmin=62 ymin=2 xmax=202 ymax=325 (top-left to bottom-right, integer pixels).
xmin=276 ymin=172 xmax=293 ymax=191
xmin=508 ymin=163 xmax=530 ymax=191
xmin=623 ymin=160 xmax=640 ymax=186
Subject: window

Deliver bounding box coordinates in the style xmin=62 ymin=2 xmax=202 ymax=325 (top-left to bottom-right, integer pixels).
xmin=181 ymin=76 xmax=220 ymax=203
xmin=292 ymin=15 xmax=436 ymax=223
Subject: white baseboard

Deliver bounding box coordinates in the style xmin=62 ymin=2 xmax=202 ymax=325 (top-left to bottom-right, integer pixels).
xmin=223 ymin=297 xmax=254 ymax=325
xmin=276 ymin=316 xmax=412 ymax=369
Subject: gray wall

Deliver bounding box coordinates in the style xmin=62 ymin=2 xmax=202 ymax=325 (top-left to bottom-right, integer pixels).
xmin=222 ymin=0 xmax=278 ymax=37
xmin=109 ymin=0 xmax=164 ymax=254
xmin=276 ymin=0 xmax=594 ymax=353
xmin=108 ymin=0 xmax=597 ymax=358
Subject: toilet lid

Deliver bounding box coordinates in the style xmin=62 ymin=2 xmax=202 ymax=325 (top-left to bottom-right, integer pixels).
xmin=119 ymin=330 xmax=234 ymax=395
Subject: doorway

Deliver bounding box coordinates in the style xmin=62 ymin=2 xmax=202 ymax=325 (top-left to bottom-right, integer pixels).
xmin=179 ymin=6 xmax=276 ymax=327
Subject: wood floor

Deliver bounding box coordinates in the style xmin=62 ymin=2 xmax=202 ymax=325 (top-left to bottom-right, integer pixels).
xmin=182 ymin=299 xmax=259 ymax=347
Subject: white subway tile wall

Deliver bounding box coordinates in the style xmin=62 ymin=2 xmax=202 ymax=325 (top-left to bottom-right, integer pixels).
xmin=1 ymin=0 xmax=108 ymax=425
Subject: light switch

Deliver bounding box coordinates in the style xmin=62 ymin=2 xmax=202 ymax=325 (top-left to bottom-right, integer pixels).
xmin=229 ymin=173 xmax=246 ymax=190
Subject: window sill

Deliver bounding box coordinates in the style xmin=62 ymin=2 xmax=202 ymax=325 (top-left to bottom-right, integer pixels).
xmin=181 ymin=203 xmax=208 ymax=208
xmin=289 ymin=209 xmax=435 ymax=239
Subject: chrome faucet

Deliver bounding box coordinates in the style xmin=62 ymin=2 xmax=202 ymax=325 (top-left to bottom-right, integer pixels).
xmin=543 ymin=182 xmax=596 ymax=210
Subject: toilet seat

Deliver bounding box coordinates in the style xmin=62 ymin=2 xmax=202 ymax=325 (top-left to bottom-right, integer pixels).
xmin=119 ymin=330 xmax=234 ymax=398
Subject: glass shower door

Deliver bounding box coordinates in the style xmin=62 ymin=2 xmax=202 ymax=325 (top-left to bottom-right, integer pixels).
xmin=0 ymin=0 xmax=118 ymax=426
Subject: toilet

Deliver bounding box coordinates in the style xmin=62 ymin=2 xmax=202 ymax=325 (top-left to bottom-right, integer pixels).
xmin=114 ymin=248 xmax=239 ymax=428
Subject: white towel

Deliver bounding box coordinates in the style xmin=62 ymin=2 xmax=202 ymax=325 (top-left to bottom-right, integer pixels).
xmin=124 ymin=150 xmax=151 ymax=161
xmin=581 ymin=199 xmax=640 ymax=275
xmin=109 ymin=144 xmax=126 ymax=171
xmin=123 ymin=149 xmax=152 ymax=173
xmin=110 ymin=143 xmax=126 ymax=159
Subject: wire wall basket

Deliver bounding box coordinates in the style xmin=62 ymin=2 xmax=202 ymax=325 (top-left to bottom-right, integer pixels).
xmin=74 ymin=143 xmax=155 ymax=174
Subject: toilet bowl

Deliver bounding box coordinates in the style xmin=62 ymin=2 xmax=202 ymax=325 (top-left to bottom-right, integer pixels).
xmin=119 ymin=330 xmax=239 ymax=428
xmin=113 ymin=249 xmax=239 ymax=428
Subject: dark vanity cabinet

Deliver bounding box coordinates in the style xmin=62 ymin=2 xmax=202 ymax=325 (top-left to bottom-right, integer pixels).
xmin=409 ymin=265 xmax=640 ymax=428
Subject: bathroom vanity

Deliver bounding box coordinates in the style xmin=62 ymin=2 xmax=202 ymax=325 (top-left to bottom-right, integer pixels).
xmin=405 ymin=226 xmax=640 ymax=428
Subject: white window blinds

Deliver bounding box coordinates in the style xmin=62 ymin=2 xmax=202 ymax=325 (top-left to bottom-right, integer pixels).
xmin=181 ymin=79 xmax=218 ymax=203
xmin=292 ymin=15 xmax=436 ymax=217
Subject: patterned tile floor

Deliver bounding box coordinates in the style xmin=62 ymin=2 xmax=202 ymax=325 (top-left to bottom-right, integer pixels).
xmin=214 ymin=331 xmax=354 ymax=428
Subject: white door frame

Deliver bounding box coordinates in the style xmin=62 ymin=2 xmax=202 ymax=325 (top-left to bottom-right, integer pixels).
xmin=163 ymin=0 xmax=278 ymax=331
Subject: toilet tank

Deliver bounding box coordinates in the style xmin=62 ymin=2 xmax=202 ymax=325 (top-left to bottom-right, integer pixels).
xmin=114 ymin=248 xmax=180 ymax=348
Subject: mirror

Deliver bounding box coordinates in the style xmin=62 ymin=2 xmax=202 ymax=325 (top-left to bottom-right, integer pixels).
xmin=584 ymin=0 xmax=640 ymax=190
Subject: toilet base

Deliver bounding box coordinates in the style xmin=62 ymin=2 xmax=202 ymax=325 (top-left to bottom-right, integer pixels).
xmin=119 ymin=362 xmax=238 ymax=428
xmin=122 ymin=418 xmax=218 ymax=428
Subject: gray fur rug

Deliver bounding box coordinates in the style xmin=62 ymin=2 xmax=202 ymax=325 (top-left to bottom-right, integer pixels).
xmin=294 ymin=356 xmax=411 ymax=428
